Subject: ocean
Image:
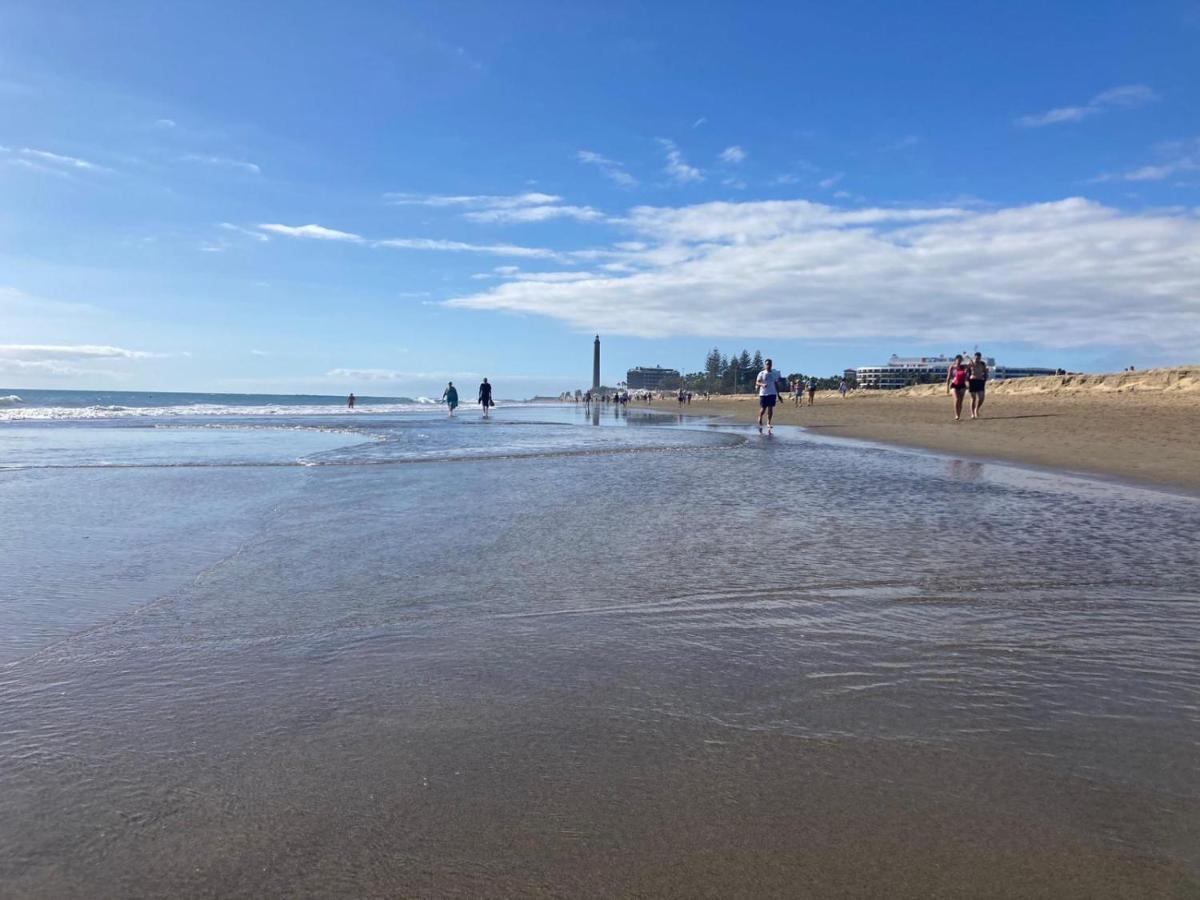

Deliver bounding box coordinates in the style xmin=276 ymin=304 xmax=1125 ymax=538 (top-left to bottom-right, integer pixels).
xmin=1 ymin=391 xmax=1197 ymax=896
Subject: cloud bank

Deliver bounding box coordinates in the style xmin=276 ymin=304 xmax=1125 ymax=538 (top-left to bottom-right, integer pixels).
xmin=0 ymin=343 xmax=166 ymax=377
xmin=444 ymin=197 xmax=1200 ymax=352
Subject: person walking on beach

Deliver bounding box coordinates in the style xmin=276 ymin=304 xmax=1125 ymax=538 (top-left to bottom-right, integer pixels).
xmin=807 ymin=378 xmax=816 ymax=406
xmin=838 ymin=378 xmax=848 ymax=398
xmin=347 ymin=393 xmax=355 ymax=409
xmin=755 ymin=358 xmax=780 ymax=432
xmin=478 ymin=378 xmax=493 ymax=418
xmin=442 ymin=381 xmax=459 ymax=417
xmin=968 ymin=352 xmax=988 ymax=419
xmin=946 ymin=355 xmax=969 ymax=421
xmin=793 ymin=379 xmax=803 ymax=407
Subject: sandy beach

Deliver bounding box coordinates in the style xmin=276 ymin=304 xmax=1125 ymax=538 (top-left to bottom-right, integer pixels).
xmin=665 ymin=367 xmax=1200 ymax=493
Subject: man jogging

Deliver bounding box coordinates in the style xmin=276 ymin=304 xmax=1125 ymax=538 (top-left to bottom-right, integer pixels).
xmin=755 ymin=357 xmax=780 ymax=432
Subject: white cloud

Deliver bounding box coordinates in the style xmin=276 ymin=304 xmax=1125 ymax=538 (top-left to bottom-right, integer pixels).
xmin=463 ymin=204 xmax=604 ymax=224
xmin=327 ymin=368 xmax=409 ymax=381
xmin=181 ymin=154 xmax=261 ymax=174
xmin=254 ymin=221 xmax=559 ymax=257
xmin=505 ymin=271 xmax=597 ymax=282
xmin=258 ymin=223 xmax=364 ymax=242
xmin=1018 ymin=84 xmax=1159 ymax=127
xmin=0 ymin=344 xmax=163 ymax=360
xmin=376 ymin=238 xmax=558 ymax=258
xmin=443 ymin=196 xmax=1200 ymax=353
xmin=387 ymin=190 xmax=605 ymax=225
xmin=719 ymin=145 xmax=747 ymax=164
xmin=20 ymin=148 xmax=101 ymax=170
xmin=220 ymin=222 xmax=270 ymax=242
xmin=154 ymin=118 xmax=177 ymax=128
xmin=577 ymin=150 xmax=637 ymax=187
xmin=818 ymin=173 xmax=844 ymax=189
xmin=692 ymin=117 xmax=707 ymax=128
xmin=0 ymin=358 xmax=114 ymax=377
xmin=385 ymin=192 xmax=560 ymax=208
xmin=324 ymin=368 xmax=567 ymax=384
xmin=0 ymin=343 xmax=169 ymax=377
xmin=657 ymin=138 xmax=704 ymax=184
xmin=1092 ymin=137 xmax=1200 ymax=183
xmin=0 ymin=146 xmax=109 ymax=174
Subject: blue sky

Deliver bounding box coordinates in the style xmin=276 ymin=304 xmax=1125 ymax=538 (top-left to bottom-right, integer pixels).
xmin=2 ymin=0 xmax=1198 ymax=395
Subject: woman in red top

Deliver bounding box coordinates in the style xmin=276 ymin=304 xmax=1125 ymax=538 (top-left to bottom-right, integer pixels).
xmin=945 ymin=354 xmax=969 ymax=421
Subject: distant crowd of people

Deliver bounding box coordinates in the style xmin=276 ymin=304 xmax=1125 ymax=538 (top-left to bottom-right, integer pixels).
xmin=347 ymin=352 xmax=1000 ymax=427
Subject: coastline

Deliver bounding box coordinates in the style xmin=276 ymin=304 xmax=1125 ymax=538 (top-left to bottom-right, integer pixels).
xmin=635 ymin=367 xmax=1200 ymax=494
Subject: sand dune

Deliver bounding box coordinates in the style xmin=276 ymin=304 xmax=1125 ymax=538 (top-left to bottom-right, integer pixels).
xmin=894 ymin=366 xmax=1199 ymax=399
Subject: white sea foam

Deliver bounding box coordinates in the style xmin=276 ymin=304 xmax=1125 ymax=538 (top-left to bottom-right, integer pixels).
xmin=0 ymin=400 xmax=470 ymax=422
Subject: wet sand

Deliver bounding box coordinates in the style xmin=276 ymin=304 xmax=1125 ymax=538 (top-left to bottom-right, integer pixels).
xmin=668 ymin=371 xmax=1200 ymax=493
xmin=4 ymin=407 xmax=1199 ymax=897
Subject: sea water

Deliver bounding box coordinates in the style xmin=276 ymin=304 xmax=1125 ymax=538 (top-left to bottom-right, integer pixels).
xmin=1 ymin=397 xmax=1197 ymax=896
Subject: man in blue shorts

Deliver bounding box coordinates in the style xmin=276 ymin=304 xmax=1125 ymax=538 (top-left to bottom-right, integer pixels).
xmin=755 ymin=357 xmax=780 ymax=432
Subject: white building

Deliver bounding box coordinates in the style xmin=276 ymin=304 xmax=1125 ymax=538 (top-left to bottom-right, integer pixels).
xmin=855 ymin=354 xmax=1057 ymax=389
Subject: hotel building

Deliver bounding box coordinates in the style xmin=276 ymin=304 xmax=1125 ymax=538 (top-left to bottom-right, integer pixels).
xmin=855 ymin=355 xmax=1058 ymax=389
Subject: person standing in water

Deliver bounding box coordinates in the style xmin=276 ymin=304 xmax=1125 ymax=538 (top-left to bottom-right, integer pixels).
xmin=347 ymin=393 xmax=356 ymax=409
xmin=478 ymin=378 xmax=493 ymax=418
xmin=968 ymin=352 xmax=989 ymax=419
xmin=442 ymin=381 xmax=459 ymax=417
xmin=946 ymin=355 xmax=969 ymax=421
xmin=755 ymin=357 xmax=780 ymax=432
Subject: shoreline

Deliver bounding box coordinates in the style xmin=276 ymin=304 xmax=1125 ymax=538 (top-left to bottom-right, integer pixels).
xmin=630 ymin=369 xmax=1200 ymax=494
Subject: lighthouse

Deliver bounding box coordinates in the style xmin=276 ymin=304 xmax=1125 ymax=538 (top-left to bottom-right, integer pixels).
xmin=592 ymin=335 xmax=601 ymax=392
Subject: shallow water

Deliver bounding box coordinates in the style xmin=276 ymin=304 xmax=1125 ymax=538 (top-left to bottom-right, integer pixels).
xmin=1 ymin=405 xmax=1197 ymax=897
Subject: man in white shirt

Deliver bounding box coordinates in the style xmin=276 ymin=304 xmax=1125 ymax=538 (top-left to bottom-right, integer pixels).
xmin=755 ymin=358 xmax=780 ymax=431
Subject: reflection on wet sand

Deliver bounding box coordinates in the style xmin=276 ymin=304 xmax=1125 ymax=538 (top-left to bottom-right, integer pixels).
xmin=1 ymin=407 xmax=1197 ymax=897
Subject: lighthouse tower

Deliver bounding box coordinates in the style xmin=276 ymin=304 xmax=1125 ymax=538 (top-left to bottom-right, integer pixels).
xmin=592 ymin=335 xmax=601 ymax=392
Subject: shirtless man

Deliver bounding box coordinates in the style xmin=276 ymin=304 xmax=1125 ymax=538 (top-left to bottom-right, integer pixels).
xmin=968 ymin=352 xmax=988 ymax=419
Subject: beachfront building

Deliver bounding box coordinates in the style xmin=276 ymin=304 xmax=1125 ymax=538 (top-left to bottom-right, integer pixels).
xmin=855 ymin=354 xmax=1057 ymax=389
xmin=627 ymin=366 xmax=682 ymax=390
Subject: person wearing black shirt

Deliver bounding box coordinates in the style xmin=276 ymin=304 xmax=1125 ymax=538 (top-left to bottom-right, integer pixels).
xmin=478 ymin=378 xmax=493 ymax=418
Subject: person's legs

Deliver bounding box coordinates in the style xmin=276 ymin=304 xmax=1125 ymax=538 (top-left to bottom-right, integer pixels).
xmin=953 ymin=388 xmax=964 ymax=420
xmin=975 ymin=388 xmax=985 ymax=416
